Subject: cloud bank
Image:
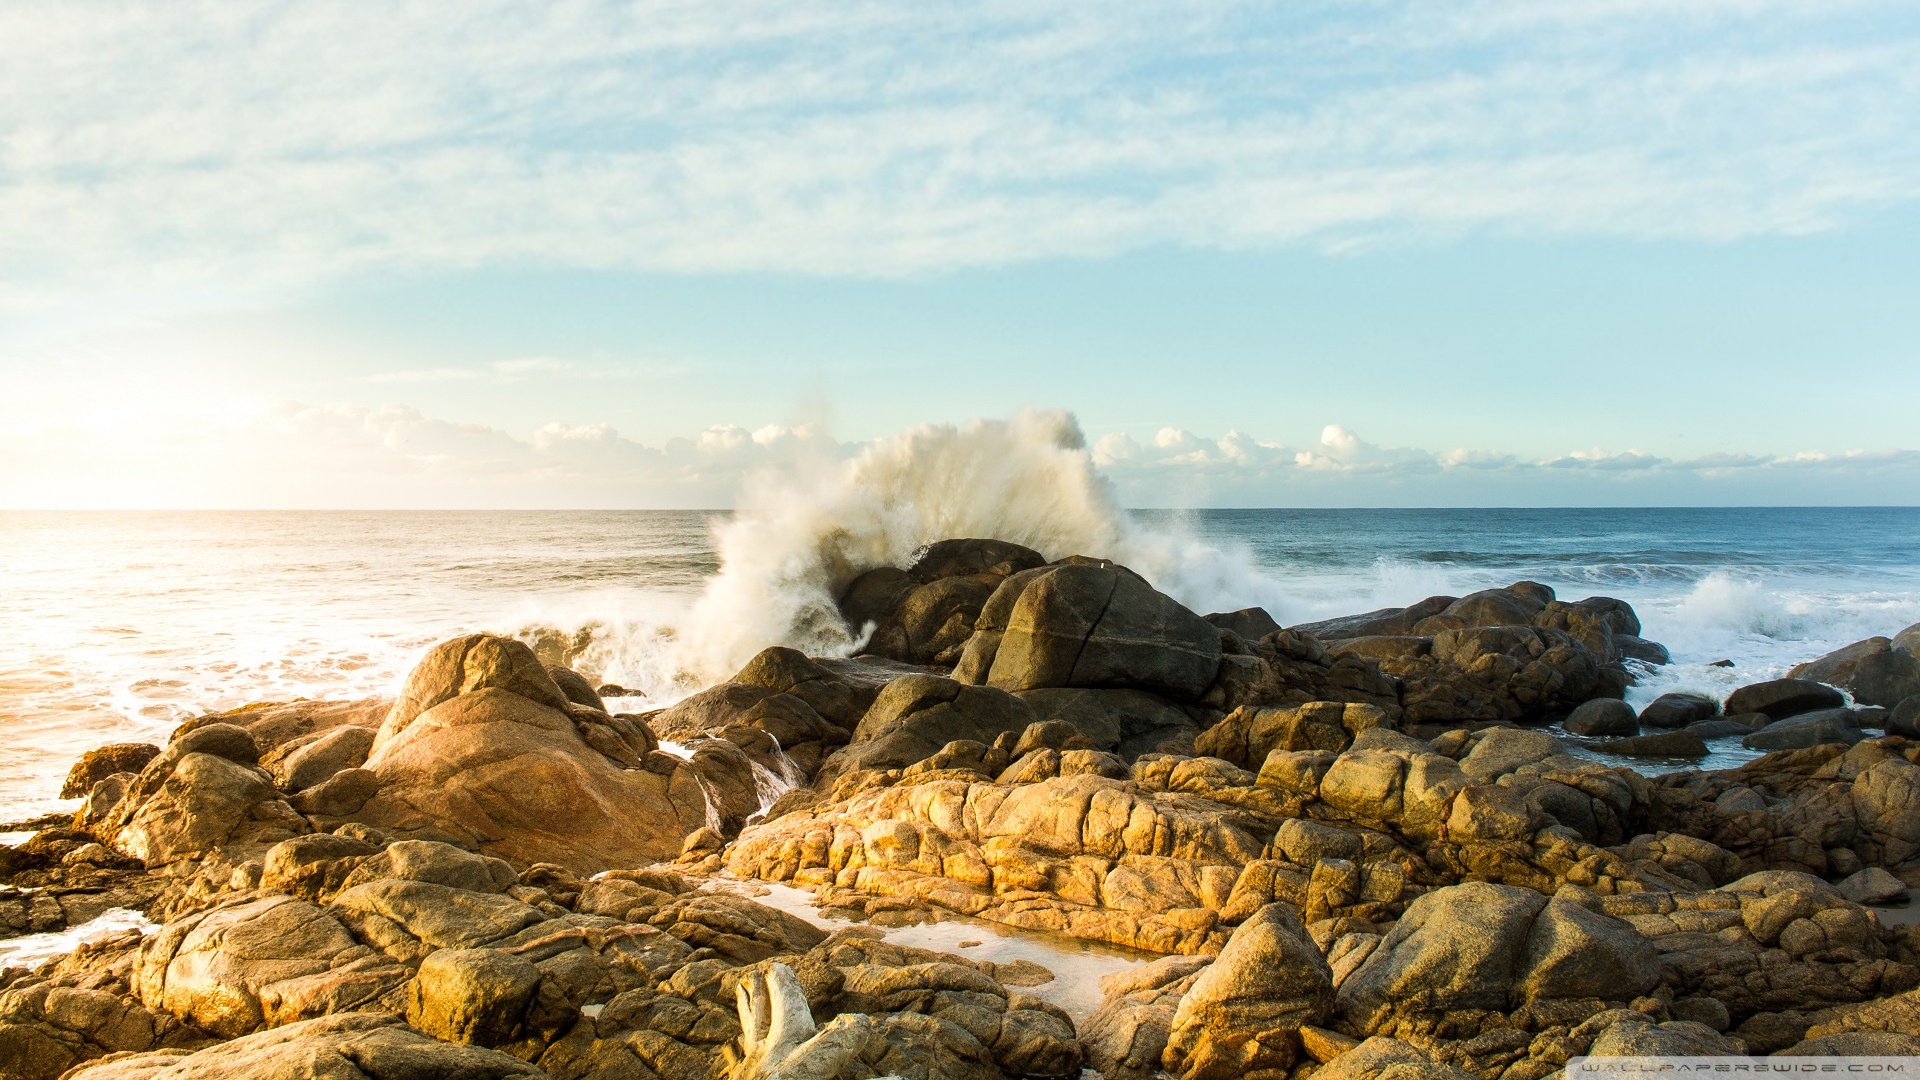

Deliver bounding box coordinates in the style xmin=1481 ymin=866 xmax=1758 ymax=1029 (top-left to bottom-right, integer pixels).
xmin=4 ymin=405 xmax=1914 ymax=509
xmin=5 ymin=1 xmax=1919 ymax=310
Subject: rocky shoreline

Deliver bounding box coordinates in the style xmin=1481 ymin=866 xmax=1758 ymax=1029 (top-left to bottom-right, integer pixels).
xmin=4 ymin=537 xmax=1919 ymax=1079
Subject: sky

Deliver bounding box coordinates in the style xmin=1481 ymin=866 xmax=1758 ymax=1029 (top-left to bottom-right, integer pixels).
xmin=2 ymin=0 xmax=1918 ymax=508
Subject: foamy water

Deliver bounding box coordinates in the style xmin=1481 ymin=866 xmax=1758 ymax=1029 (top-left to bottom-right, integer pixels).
xmin=0 ymin=907 xmax=160 ymax=971
xmin=4 ymin=438 xmax=1917 ymax=821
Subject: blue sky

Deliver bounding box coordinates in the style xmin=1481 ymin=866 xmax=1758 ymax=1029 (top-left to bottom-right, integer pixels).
xmin=2 ymin=0 xmax=1918 ymax=507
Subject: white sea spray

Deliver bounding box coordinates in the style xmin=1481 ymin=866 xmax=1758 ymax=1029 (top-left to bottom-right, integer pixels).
xmin=669 ymin=409 xmax=1286 ymax=683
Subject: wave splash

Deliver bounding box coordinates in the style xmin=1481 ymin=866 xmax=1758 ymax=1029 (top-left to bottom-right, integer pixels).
xmin=663 ymin=409 xmax=1283 ymax=687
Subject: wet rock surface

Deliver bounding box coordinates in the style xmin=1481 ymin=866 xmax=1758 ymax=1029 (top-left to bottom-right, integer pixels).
xmin=10 ymin=543 xmax=1920 ymax=1078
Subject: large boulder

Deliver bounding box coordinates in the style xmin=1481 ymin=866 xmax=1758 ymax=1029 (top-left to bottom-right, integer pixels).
xmin=543 ymin=665 xmax=605 ymax=712
xmin=840 ymin=539 xmax=1048 ymax=666
xmin=976 ymin=562 xmax=1222 ymax=701
xmin=0 ymin=981 xmax=208 ymax=1080
xmin=1317 ymin=737 xmax=1471 ymax=845
xmin=1563 ymin=698 xmax=1638 ymax=737
xmin=814 ymin=674 xmax=1037 ymax=788
xmin=1891 ymin=696 xmax=1920 ymax=738
xmin=1310 ymin=584 xmax=1654 ymax=729
xmin=869 ymin=574 xmax=1003 ymax=666
xmin=1204 ymin=629 xmax=1403 ymax=721
xmin=1724 ymin=678 xmax=1846 ymax=721
xmin=1597 ymin=730 xmax=1709 ymax=758
xmin=132 ymin=893 xmax=412 ymax=1038
xmin=1334 ymin=882 xmax=1655 ymax=1038
xmin=1637 ymin=692 xmax=1718 ymax=729
xmin=1457 ymin=728 xmax=1565 ymax=781
xmin=1741 ymin=708 xmax=1864 ymax=751
xmin=355 ymin=634 xmax=711 ymax=872
xmin=61 ymin=744 xmax=160 ymax=799
xmin=1851 ymin=757 xmax=1920 ymax=869
xmin=1081 ymin=956 xmax=1212 ymax=1080
xmin=729 ymin=768 xmax=1265 ymax=954
xmin=1894 ymin=621 xmax=1920 ymax=654
xmin=1389 ymin=624 xmax=1618 ymax=728
xmin=1515 ymin=894 xmax=1659 ymax=1004
xmin=271 ymin=726 xmax=376 ymax=793
xmin=1587 ymin=1017 xmax=1743 ymax=1056
xmin=787 ymin=929 xmax=1079 ymax=1079
xmin=376 ymin=635 xmax=572 ymax=742
xmin=327 ymin=879 xmax=548 ymax=966
xmin=1311 ymin=1036 xmax=1477 ymax=1080
xmin=1790 ymin=637 xmax=1920 ymax=708
xmin=190 ymin=698 xmax=391 ymax=760
xmin=1413 ymin=584 xmax=1554 ymax=635
xmin=1162 ymin=904 xmax=1333 ymax=1080
xmin=733 ymin=646 xmax=869 ymax=729
xmin=62 ymin=1012 xmax=540 ymax=1080
xmin=1335 ymin=882 xmax=1549 ymax=1037
xmin=646 ymin=647 xmax=892 ymax=779
xmin=261 ymin=836 xmax=519 ymax=906
xmin=648 ymin=680 xmax=842 ymax=775
xmin=1205 ymin=608 xmax=1283 ymax=641
xmin=406 ymin=948 xmax=541 ymax=1048
xmin=101 ymin=725 xmax=309 ymax=866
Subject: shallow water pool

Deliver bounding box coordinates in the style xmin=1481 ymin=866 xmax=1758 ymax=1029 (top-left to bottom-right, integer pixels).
xmin=703 ymin=877 xmax=1153 ymax=1022
xmin=0 ymin=907 xmax=159 ymax=973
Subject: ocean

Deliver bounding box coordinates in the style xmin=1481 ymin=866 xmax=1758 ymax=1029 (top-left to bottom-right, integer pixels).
xmin=4 ymin=505 xmax=1919 ymax=823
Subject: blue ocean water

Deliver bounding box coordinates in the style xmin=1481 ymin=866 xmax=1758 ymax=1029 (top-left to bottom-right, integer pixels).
xmin=1149 ymin=507 xmax=1920 ymax=664
xmin=3 ymin=507 xmax=1916 ymax=819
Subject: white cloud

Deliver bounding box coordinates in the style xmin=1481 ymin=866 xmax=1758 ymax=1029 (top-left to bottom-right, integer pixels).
xmin=1543 ymin=448 xmax=1668 ymax=470
xmin=367 ymin=357 xmax=680 ymax=384
xmin=9 ymin=400 xmax=1910 ymax=508
xmin=3 ymin=1 xmax=1918 ymax=311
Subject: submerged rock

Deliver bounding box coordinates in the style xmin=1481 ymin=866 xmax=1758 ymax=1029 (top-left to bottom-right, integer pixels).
xmin=1599 ymin=730 xmax=1710 ymax=758
xmin=1724 ymin=678 xmax=1846 ymax=721
xmin=1638 ymin=692 xmax=1718 ymax=730
xmin=1563 ymin=698 xmax=1638 ymax=737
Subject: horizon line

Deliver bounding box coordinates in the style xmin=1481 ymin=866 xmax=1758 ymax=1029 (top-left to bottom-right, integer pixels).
xmin=5 ymin=504 xmax=1919 ymax=514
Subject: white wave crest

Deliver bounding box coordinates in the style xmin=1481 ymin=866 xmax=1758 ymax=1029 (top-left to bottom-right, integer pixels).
xmin=671 ymin=409 xmax=1284 ymax=683
xmin=1669 ymin=571 xmax=1813 ymax=641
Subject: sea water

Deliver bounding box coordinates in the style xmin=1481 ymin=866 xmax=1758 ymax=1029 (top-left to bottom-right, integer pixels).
xmin=4 ymin=503 xmax=1918 ymax=821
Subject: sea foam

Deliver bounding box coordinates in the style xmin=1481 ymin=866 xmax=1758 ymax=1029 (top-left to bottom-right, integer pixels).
xmin=668 ymin=409 xmax=1285 ymax=685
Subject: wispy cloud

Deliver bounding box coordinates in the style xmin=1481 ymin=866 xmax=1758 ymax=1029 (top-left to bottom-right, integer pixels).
xmin=365 ymin=357 xmax=680 ymax=384
xmin=3 ymin=1 xmax=1918 ymax=309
